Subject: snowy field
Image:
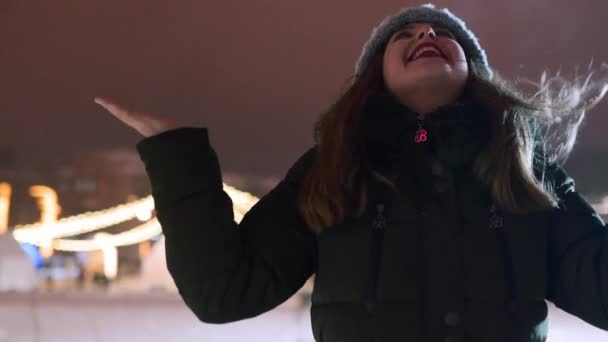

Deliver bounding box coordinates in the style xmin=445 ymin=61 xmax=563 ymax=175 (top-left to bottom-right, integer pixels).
xmin=0 ymin=291 xmax=606 ymax=342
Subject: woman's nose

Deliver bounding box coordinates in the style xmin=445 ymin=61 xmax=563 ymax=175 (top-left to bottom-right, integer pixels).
xmin=416 ymin=27 xmax=437 ymax=40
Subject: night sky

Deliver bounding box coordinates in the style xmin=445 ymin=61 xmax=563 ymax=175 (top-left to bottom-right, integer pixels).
xmin=1 ymin=0 xmax=607 ymax=179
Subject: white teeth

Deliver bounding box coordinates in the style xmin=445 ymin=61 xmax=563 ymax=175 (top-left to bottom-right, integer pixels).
xmin=412 ymin=46 xmax=442 ymax=60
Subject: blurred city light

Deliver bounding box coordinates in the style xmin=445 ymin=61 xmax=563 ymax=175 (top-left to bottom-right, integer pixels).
xmin=0 ymin=182 xmax=11 ymax=235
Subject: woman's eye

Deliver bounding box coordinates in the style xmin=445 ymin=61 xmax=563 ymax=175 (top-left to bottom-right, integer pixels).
xmin=436 ymin=29 xmax=454 ymax=38
xmin=393 ymin=31 xmax=413 ymax=40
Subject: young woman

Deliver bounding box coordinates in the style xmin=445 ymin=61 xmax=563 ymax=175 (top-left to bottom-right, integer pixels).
xmin=96 ymin=4 xmax=608 ymax=342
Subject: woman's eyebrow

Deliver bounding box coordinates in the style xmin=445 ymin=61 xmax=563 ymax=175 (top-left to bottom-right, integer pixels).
xmin=398 ymin=24 xmax=415 ymax=32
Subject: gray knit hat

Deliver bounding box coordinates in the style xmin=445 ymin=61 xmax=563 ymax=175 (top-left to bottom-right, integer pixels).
xmin=355 ymin=3 xmax=492 ymax=78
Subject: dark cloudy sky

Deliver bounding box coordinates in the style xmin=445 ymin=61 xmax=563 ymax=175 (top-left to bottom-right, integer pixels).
xmin=1 ymin=0 xmax=607 ymax=179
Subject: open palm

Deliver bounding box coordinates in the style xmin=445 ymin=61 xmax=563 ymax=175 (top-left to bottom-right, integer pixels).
xmin=95 ymin=97 xmax=181 ymax=137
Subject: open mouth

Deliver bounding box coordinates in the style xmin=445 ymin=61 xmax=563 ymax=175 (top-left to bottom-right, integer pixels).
xmin=407 ymin=42 xmax=447 ymax=62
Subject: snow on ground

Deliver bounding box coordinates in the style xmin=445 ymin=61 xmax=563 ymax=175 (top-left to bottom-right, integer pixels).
xmin=0 ymin=291 xmax=606 ymax=342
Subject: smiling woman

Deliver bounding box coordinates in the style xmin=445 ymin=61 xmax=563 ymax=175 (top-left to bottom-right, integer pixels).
xmin=382 ymin=22 xmax=469 ymax=115
xmin=95 ymin=3 xmax=608 ymax=342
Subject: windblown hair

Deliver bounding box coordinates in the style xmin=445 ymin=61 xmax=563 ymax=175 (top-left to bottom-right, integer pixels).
xmin=298 ymin=47 xmax=608 ymax=234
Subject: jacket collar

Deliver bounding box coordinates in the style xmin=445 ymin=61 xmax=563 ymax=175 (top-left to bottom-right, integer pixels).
xmin=361 ymin=90 xmax=492 ymax=175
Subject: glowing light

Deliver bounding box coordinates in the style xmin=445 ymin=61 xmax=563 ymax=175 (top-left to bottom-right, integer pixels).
xmin=29 ymin=186 xmax=62 ymax=224
xmin=13 ymin=183 xmax=258 ymax=242
xmin=11 ymin=183 xmax=260 ymax=253
xmin=135 ymin=208 xmax=152 ymax=222
xmin=29 ymin=185 xmax=62 ymax=258
xmin=40 ymin=239 xmax=55 ymax=259
xmin=138 ymin=241 xmax=152 ymax=259
xmin=12 ymin=196 xmax=155 ymax=244
xmin=94 ymin=233 xmax=118 ymax=280
xmin=223 ymin=184 xmax=259 ymax=222
xmin=51 ymin=219 xmax=162 ymax=252
xmin=0 ymin=182 xmax=11 ymax=235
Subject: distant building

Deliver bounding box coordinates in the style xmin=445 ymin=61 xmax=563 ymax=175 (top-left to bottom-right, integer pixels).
xmin=0 ymin=148 xmax=153 ymax=284
xmin=53 ymin=148 xmax=152 ymax=274
xmin=54 ymin=148 xmax=150 ymax=214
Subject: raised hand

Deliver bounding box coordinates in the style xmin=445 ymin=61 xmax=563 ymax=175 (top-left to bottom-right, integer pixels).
xmin=95 ymin=97 xmax=182 ymax=137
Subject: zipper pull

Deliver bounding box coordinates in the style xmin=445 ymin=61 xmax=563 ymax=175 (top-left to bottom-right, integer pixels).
xmin=414 ymin=115 xmax=428 ymax=144
xmin=372 ymin=203 xmax=386 ymax=230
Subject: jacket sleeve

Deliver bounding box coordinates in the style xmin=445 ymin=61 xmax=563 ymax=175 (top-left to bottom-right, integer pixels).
xmin=545 ymin=164 xmax=608 ymax=330
xmin=136 ymin=127 xmax=318 ymax=323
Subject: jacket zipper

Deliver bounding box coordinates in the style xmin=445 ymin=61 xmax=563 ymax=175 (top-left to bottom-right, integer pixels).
xmin=365 ymin=202 xmax=387 ymax=313
xmin=491 ymin=204 xmax=519 ymax=339
xmin=414 ymin=115 xmax=428 ymax=144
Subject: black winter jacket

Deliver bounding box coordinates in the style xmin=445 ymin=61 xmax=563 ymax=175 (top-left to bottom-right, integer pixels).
xmin=136 ymin=100 xmax=608 ymax=342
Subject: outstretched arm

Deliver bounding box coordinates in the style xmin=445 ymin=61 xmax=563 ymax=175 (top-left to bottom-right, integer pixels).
xmin=546 ymin=165 xmax=608 ymax=330
xmin=137 ymin=128 xmax=317 ymax=323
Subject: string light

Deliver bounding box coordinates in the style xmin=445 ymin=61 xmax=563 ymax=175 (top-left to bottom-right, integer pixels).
xmin=0 ymin=182 xmax=11 ymax=235
xmin=12 ymin=183 xmax=261 ymax=252
xmin=135 ymin=208 xmax=152 ymax=222
xmin=94 ymin=233 xmax=118 ymax=279
xmin=223 ymin=184 xmax=259 ymax=222
xmin=13 ymin=183 xmax=260 ymax=244
xmin=12 ymin=196 xmax=155 ymax=244
xmin=29 ymin=186 xmax=62 ymax=224
xmin=50 ymin=219 xmax=162 ymax=252
xmin=6 ymin=180 xmax=262 ymax=280
xmin=29 ymin=185 xmax=62 ymax=258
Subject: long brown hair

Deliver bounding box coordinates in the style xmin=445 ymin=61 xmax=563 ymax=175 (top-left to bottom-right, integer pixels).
xmin=298 ymin=47 xmax=608 ymax=235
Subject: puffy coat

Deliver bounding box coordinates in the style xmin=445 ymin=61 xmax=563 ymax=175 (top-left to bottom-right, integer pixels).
xmin=136 ymin=101 xmax=608 ymax=342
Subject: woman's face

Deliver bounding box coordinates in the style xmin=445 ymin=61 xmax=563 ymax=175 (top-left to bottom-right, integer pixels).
xmin=382 ymin=22 xmax=468 ymax=99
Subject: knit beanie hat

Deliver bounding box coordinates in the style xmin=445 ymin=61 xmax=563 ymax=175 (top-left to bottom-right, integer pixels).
xmin=354 ymin=3 xmax=492 ymax=79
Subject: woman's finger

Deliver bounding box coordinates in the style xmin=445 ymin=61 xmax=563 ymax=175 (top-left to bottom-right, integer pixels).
xmin=94 ymin=96 xmax=134 ymax=122
xmin=93 ymin=96 xmax=180 ymax=137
